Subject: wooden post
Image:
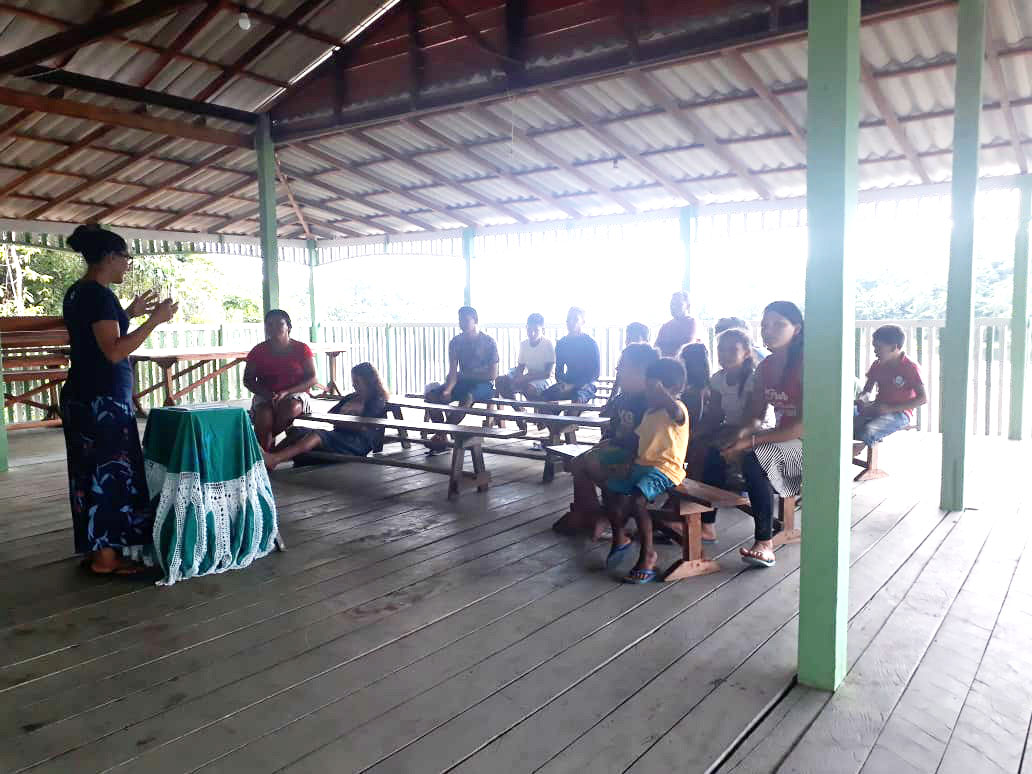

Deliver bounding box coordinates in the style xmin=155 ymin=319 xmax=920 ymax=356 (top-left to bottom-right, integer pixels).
xmin=462 ymin=227 xmax=474 ymax=306
xmin=797 ymin=0 xmax=860 ymax=692
xmin=0 ymin=331 xmax=8 ymax=473
xmin=1009 ymin=178 xmax=1031 ymax=440
xmin=940 ymin=0 xmax=986 ymax=510
xmin=255 ymin=114 xmax=279 ymax=314
xmin=307 ymin=236 xmax=319 ymax=339
xmin=217 ymin=324 xmax=229 ymax=401
xmin=679 ymin=205 xmax=696 ymax=294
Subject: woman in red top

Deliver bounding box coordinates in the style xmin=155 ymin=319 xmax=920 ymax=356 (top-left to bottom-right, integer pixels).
xmin=704 ymin=301 xmax=804 ymax=568
xmin=244 ymin=309 xmax=317 ymax=450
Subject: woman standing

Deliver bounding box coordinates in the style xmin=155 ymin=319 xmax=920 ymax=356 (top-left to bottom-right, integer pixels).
xmin=705 ymin=301 xmax=804 ymax=568
xmin=243 ymin=309 xmax=317 ymax=450
xmin=62 ymin=224 xmax=177 ymax=575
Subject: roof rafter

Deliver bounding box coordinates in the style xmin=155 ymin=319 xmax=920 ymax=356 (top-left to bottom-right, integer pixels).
xmin=984 ymin=12 xmax=1027 ymax=174
xmin=152 ymin=179 xmax=257 ymax=230
xmin=537 ymin=87 xmax=694 ymax=205
xmin=720 ymin=49 xmax=805 ymax=153
xmin=355 ymin=128 xmax=530 ymax=223
xmin=859 ymin=58 xmax=931 ymax=184
xmin=276 ymin=157 xmax=313 ymax=240
xmin=629 ymin=71 xmax=772 ymax=199
xmin=432 ymin=0 xmax=518 ymax=67
xmin=403 ymin=117 xmax=582 ymax=219
xmin=0 ymin=0 xmax=202 ymax=76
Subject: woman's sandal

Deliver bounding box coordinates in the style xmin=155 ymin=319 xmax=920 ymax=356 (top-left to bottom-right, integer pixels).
xmin=623 ymin=567 xmax=658 ymax=584
xmin=740 ymin=546 xmax=776 ymax=568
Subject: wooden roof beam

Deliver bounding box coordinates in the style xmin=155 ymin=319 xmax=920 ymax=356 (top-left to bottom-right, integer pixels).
xmin=630 ymin=71 xmax=772 ymax=199
xmin=537 ymin=87 xmax=694 ymax=205
xmin=859 ymin=58 xmax=931 ymax=184
xmin=465 ymin=105 xmax=638 ymax=213
xmin=985 ymin=12 xmax=1027 ymax=174
xmin=354 ymin=129 xmax=530 ymax=223
xmin=288 ymin=192 xmax=403 ymax=235
xmin=721 ymin=49 xmax=806 ymax=153
xmin=403 ymin=117 xmax=582 ymax=219
xmin=0 ymin=0 xmax=202 ymax=76
xmin=432 ymin=0 xmax=518 ymax=67
xmin=152 ymin=179 xmax=257 ymax=230
xmin=0 ymin=85 xmax=251 ymax=148
xmin=276 ymin=157 xmax=313 ymax=239
xmin=294 ymin=142 xmax=477 ymax=228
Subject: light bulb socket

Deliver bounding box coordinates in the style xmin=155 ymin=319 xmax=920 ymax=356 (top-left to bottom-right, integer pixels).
xmin=238 ymin=11 xmax=251 ymax=31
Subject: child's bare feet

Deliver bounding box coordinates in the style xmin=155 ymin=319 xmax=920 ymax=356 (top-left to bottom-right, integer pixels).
xmin=262 ymin=448 xmax=281 ymax=472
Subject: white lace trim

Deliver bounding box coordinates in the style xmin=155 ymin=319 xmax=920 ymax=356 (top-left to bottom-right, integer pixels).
xmin=144 ymin=459 xmax=278 ymax=586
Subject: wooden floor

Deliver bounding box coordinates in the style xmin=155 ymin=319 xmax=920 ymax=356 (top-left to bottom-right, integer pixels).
xmin=1 ymin=426 xmax=1030 ymax=774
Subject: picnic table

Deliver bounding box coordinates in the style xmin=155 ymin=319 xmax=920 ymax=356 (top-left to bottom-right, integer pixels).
xmin=299 ymin=413 xmax=522 ymax=498
xmin=132 ymin=346 xmax=250 ymax=412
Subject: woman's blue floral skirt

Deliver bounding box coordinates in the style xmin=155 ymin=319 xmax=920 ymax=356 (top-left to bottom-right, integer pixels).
xmin=60 ymin=391 xmax=153 ymax=554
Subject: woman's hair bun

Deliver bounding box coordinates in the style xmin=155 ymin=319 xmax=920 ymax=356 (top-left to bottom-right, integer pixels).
xmin=68 ymin=223 xmax=128 ymax=264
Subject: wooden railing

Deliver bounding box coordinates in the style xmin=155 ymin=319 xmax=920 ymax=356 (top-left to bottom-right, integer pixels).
xmin=2 ymin=318 xmax=1024 ymax=437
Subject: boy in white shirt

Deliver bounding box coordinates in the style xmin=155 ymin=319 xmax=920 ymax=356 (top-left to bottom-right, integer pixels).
xmin=495 ymin=313 xmax=555 ymax=400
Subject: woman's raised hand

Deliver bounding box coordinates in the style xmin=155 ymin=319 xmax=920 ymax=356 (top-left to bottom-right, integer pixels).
xmin=126 ymin=289 xmax=159 ymax=318
xmin=151 ymin=298 xmax=179 ymax=325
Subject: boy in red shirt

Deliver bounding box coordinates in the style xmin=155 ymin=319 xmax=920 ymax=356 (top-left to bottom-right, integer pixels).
xmin=854 ymin=325 xmax=927 ymax=446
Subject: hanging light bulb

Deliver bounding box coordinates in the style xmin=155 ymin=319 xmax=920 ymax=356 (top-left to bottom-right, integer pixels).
xmin=238 ymin=11 xmax=252 ymax=31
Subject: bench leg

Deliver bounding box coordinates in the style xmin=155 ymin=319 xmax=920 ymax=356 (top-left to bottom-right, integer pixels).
xmin=542 ymin=453 xmax=556 ymax=483
xmin=772 ymin=496 xmax=801 ymax=547
xmin=662 ymin=511 xmax=720 ymax=581
xmin=390 ymin=406 xmax=411 ymax=449
xmin=274 ymin=534 xmax=287 ymax=551
xmin=469 ymin=438 xmax=490 ymax=492
xmin=447 ymin=441 xmax=465 ymax=499
xmin=854 ymin=443 xmax=889 ymax=482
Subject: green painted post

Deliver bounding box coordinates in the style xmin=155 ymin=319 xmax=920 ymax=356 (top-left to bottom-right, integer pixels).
xmin=1008 ymin=179 xmax=1031 ymax=440
xmin=255 ymin=114 xmax=279 ymax=314
xmin=462 ymin=228 xmax=474 ymax=306
xmin=797 ymin=0 xmax=860 ymax=692
xmin=940 ymin=0 xmax=986 ymax=511
xmin=0 ymin=331 xmax=8 ymax=473
xmin=679 ymin=205 xmax=696 ymax=294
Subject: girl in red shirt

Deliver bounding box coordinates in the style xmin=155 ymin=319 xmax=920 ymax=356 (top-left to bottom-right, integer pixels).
xmin=244 ymin=309 xmax=317 ymax=450
xmin=704 ymin=301 xmax=804 ymax=568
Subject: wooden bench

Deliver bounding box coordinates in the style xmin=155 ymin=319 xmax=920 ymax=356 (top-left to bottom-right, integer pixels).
xmin=651 ymin=479 xmax=800 ymax=582
xmin=388 ymin=397 xmax=609 ymax=481
xmin=852 ymin=425 xmax=914 ymax=481
xmin=1 ymin=316 xmax=69 ymax=430
xmin=297 ymin=413 xmax=522 ymax=499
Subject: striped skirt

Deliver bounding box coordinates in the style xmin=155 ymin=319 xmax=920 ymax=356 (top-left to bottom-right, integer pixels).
xmin=753 ymin=439 xmax=803 ymax=497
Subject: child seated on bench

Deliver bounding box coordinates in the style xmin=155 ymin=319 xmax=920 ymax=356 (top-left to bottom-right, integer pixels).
xmin=261 ymin=362 xmax=388 ymax=470
xmin=602 ymin=357 xmax=689 ymax=583
xmin=854 ymin=324 xmax=926 ymax=446
xmin=552 ymin=343 xmax=660 ymax=537
xmin=495 ymin=312 xmax=554 ymax=401
xmin=678 ymin=342 xmax=711 ymax=430
xmin=625 ymin=322 xmax=650 ymax=346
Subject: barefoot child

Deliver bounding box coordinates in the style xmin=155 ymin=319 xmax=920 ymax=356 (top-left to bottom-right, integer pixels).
xmin=262 ymin=362 xmax=389 ymax=470
xmin=603 ymin=358 xmax=690 ymax=584
xmin=551 ymin=343 xmax=660 ymax=537
xmin=854 ymin=324 xmax=926 ymax=446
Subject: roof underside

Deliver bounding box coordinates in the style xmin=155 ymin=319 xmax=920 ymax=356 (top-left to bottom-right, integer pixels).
xmin=0 ymin=0 xmax=1029 ymax=241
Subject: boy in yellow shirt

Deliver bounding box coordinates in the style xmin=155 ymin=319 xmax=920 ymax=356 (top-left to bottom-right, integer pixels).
xmin=603 ymin=358 xmax=690 ymax=583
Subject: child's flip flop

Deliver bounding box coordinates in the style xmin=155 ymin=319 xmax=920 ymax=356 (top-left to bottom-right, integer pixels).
xmin=623 ymin=567 xmax=658 ymax=584
xmin=605 ymin=541 xmax=632 ymax=569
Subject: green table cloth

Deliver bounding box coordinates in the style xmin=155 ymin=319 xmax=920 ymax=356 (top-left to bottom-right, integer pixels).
xmin=142 ymin=406 xmax=278 ymax=585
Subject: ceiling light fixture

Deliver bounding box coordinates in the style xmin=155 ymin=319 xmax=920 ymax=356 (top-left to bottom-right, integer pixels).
xmin=238 ymin=11 xmax=251 ymax=31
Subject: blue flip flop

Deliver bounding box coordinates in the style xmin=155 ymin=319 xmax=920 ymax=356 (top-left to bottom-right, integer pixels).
xmin=740 ymin=548 xmax=776 ymax=568
xmin=623 ymin=567 xmax=658 ymax=584
xmin=605 ymin=541 xmax=632 ymax=569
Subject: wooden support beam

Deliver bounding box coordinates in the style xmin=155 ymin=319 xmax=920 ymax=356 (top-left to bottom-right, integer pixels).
xmin=277 ymin=158 xmax=313 ymax=240
xmin=1009 ymin=178 xmax=1031 ymax=439
xmin=256 ymin=115 xmax=280 ymax=313
xmin=0 ymin=85 xmax=251 ymax=148
xmin=409 ymin=1 xmax=426 ymax=106
xmin=296 ymin=142 xmax=477 ymax=227
xmin=620 ymin=0 xmax=642 ymax=63
xmin=465 ymin=105 xmax=637 ymax=213
xmin=288 ymin=192 xmax=399 ymax=235
xmin=0 ymin=0 xmax=202 ymax=75
xmin=19 ymin=66 xmax=258 ymax=125
xmin=985 ymin=12 xmax=1028 ymax=174
xmin=137 ymin=0 xmax=222 ymax=86
xmin=538 ymin=87 xmax=694 ymax=204
xmin=404 ymin=117 xmax=582 ymax=218
xmin=721 ymin=48 xmax=805 ymax=152
xmin=630 ymin=71 xmax=773 ymax=199
xmin=152 ymin=179 xmax=256 ymax=230
xmin=433 ymin=0 xmax=516 ymax=66
xmin=798 ymin=0 xmax=860 ymax=693
xmin=355 ymin=129 xmax=530 ymax=223
xmin=940 ymin=0 xmax=986 ymax=511
xmin=860 ymin=58 xmax=931 ymax=184
xmin=504 ymin=0 xmax=527 ymax=85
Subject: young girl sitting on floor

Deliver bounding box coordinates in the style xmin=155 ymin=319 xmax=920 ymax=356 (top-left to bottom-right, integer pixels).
xmin=262 ymin=362 xmax=389 ymax=470
xmin=603 ymin=358 xmax=690 ymax=584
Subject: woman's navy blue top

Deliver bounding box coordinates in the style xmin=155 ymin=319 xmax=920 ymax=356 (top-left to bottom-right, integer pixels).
xmin=62 ymin=281 xmax=132 ymax=402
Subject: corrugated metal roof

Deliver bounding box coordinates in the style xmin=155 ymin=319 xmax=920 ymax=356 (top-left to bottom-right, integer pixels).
xmin=0 ymin=0 xmax=1030 ymax=241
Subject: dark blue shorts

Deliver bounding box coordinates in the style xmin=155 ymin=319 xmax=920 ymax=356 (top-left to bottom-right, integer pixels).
xmin=541 ymin=382 xmax=597 ymax=404
xmin=314 ymin=428 xmax=373 ymax=456
xmin=451 ymin=379 xmax=495 ymax=404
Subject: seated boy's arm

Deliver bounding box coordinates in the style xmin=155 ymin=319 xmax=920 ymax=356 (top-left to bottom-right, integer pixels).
xmin=648 ymin=383 xmax=686 ymax=424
